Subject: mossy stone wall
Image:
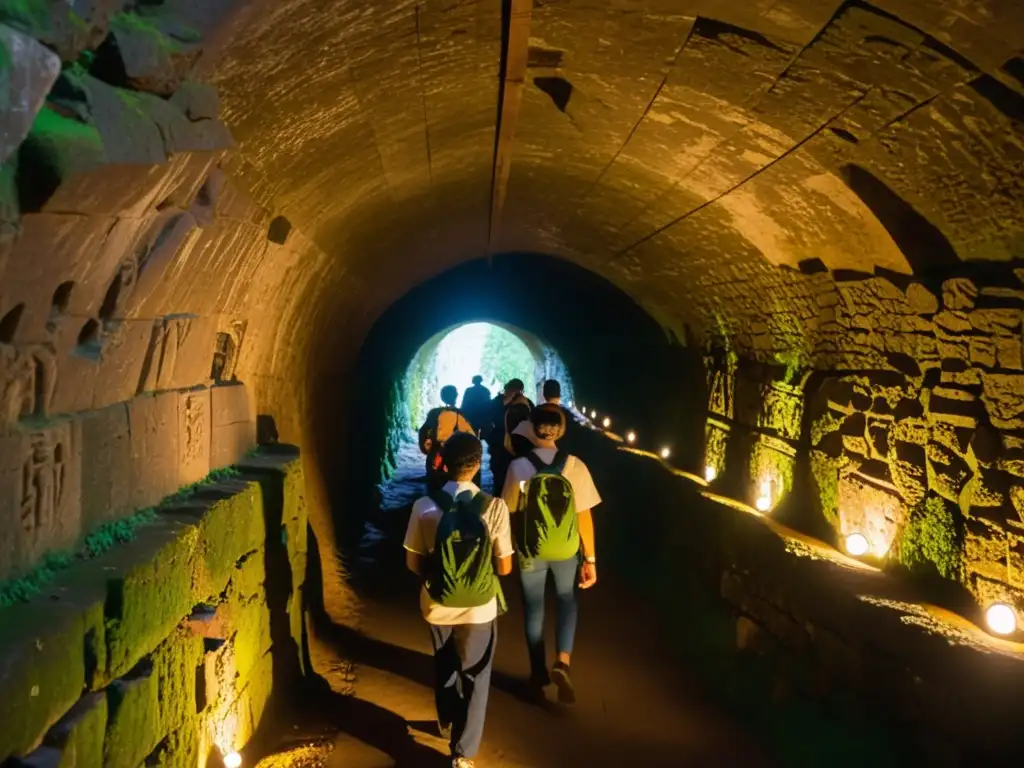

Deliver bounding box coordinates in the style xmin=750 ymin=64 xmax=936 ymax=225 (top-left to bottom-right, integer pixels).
xmin=0 ymin=446 xmax=309 ymax=766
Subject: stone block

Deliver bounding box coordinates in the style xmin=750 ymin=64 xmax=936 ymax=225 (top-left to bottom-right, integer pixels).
xmin=128 ymin=213 xmax=201 ymax=318
xmin=964 ymin=516 xmax=1007 ymax=582
xmin=210 ymin=385 xmax=255 ymax=469
xmin=0 ymin=0 xmax=122 ymax=62
xmin=103 ymin=668 xmax=160 ymax=768
xmin=981 ymin=372 xmax=1024 ymax=429
xmin=996 ymin=337 xmax=1023 ymax=370
xmin=1009 ymin=533 xmax=1024 ymax=587
xmin=42 ymin=692 xmax=107 ymax=768
xmin=942 ymin=278 xmax=977 ymax=311
xmin=88 ymin=320 xmax=154 ymax=410
xmin=838 ymin=474 xmax=904 ymax=557
xmin=78 ymin=404 xmax=132 ymax=531
xmin=969 ymin=337 xmax=996 ymax=368
xmin=0 ymin=575 xmax=105 ymax=760
xmin=926 ymin=442 xmax=974 ymax=504
xmin=170 ymin=82 xmax=221 ymax=122
xmin=905 ymin=283 xmax=938 ymax=314
xmin=222 ymin=555 xmax=272 ymax=684
xmin=890 ymin=442 xmax=928 ymax=507
xmin=0 ymin=420 xmax=83 ymax=581
xmin=177 ymin=388 xmax=210 ymax=487
xmin=145 ymin=719 xmax=198 ymax=768
xmin=107 ymin=12 xmax=201 ymax=96
xmin=0 ymin=25 xmax=61 ymax=163
xmin=192 ymin=479 xmax=266 ymax=601
xmin=103 ymin=517 xmax=199 ymax=681
xmin=128 ymin=392 xmax=179 ymax=511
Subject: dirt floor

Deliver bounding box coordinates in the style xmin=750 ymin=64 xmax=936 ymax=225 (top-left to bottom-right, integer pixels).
xmin=258 ymin=437 xmax=770 ymax=767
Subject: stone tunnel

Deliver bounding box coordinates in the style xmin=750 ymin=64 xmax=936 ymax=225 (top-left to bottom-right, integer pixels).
xmin=2 ymin=0 xmax=1024 ymax=765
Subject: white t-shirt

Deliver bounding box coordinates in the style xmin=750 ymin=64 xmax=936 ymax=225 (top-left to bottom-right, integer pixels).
xmin=501 ymin=448 xmax=602 ymax=514
xmin=403 ymin=480 xmax=513 ymax=625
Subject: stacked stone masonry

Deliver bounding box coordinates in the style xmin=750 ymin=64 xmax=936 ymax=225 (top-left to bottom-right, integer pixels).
xmin=0 ymin=445 xmax=309 ymax=766
xmin=704 ymin=272 xmax=1024 ymax=627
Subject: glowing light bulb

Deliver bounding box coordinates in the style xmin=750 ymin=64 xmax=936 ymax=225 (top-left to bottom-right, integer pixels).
xmin=602 ymin=417 xmax=611 ymax=428
xmin=759 ymin=478 xmax=772 ymax=497
xmin=590 ymin=410 xmax=597 ymax=419
xmin=755 ymin=495 xmax=771 ymax=512
xmin=223 ymin=752 xmax=242 ymax=768
xmin=845 ymin=533 xmax=869 ymax=557
xmin=519 ymin=480 xmax=526 ymax=493
xmin=660 ymin=447 xmax=671 ymax=459
xmin=986 ymin=603 xmax=1017 ymax=636
xmin=704 ymin=465 xmax=717 ymax=482
xmin=626 ymin=431 xmax=636 ymax=444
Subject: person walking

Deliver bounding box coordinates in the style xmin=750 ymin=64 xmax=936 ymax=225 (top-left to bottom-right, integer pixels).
xmin=404 ymin=432 xmax=514 ymax=767
xmin=419 ymin=385 xmax=474 ymax=492
xmin=501 ymin=404 xmax=600 ymax=705
xmin=489 ymin=379 xmax=534 ymax=494
xmin=461 ymin=375 xmax=492 ymax=436
xmin=510 ymin=378 xmax=581 ymax=453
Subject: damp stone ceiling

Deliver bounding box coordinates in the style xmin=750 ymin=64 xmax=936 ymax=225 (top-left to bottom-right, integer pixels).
xmin=203 ymin=0 xmax=1024 ymax=357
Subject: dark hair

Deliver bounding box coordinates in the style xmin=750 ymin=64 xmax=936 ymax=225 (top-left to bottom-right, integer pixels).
xmin=440 ymin=385 xmax=458 ymax=406
xmin=504 ymin=378 xmax=525 ymax=393
xmin=443 ymin=432 xmax=483 ymax=475
xmin=472 ymin=375 xmax=483 ymax=385
xmin=531 ymin=402 xmax=565 ymax=440
xmin=542 ymin=379 xmax=561 ymax=399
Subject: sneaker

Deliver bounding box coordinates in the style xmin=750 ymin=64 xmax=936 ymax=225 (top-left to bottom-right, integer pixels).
xmin=551 ymin=661 xmax=576 ymax=705
xmin=452 ymin=758 xmax=475 ymax=768
xmin=438 ymin=720 xmax=452 ymax=741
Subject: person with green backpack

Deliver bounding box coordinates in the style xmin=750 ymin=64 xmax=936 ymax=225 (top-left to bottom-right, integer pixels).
xmin=500 ymin=403 xmax=600 ymax=705
xmin=404 ymin=432 xmax=513 ymax=768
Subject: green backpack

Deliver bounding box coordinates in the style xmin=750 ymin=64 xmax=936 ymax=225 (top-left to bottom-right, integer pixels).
xmin=427 ymin=490 xmax=505 ymax=611
xmin=517 ymin=451 xmax=580 ymax=562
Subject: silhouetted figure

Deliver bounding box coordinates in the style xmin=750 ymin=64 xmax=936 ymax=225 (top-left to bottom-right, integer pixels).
xmin=461 ymin=375 xmax=491 ymax=436
xmin=404 ymin=432 xmax=513 ymax=767
xmin=501 ymin=404 xmax=601 ymax=705
xmin=488 ymin=378 xmax=534 ymax=494
xmin=419 ymin=385 xmax=474 ymax=492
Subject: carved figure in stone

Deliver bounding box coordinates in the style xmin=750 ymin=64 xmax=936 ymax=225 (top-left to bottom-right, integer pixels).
xmin=20 ymin=433 xmax=64 ymax=535
xmin=211 ymin=319 xmax=247 ymax=383
xmin=139 ymin=315 xmax=194 ymax=393
xmin=0 ymin=343 xmax=56 ymax=429
xmin=184 ymin=394 xmax=205 ymax=464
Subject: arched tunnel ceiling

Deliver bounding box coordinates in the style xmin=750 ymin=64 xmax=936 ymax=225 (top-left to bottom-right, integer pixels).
xmin=201 ymin=0 xmax=1024 ymax=354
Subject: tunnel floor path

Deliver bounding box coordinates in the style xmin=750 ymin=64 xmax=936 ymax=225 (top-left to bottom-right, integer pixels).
xmin=303 ymin=437 xmax=771 ymax=767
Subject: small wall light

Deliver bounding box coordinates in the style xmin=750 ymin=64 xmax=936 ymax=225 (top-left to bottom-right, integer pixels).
xmin=845 ymin=533 xmax=869 ymax=557
xmin=626 ymin=431 xmax=636 ymax=443
xmin=755 ymin=495 xmax=771 ymax=512
xmin=660 ymin=447 xmax=671 ymax=459
xmin=704 ymin=465 xmax=717 ymax=482
xmin=590 ymin=410 xmax=597 ymax=419
xmin=985 ymin=603 xmax=1018 ymax=636
xmin=602 ymin=417 xmax=611 ymax=428
xmin=223 ymin=752 xmax=242 ymax=768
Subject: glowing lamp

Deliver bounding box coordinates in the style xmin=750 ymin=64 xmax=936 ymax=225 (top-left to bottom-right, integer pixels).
xmin=704 ymin=465 xmax=717 ymax=482
xmin=626 ymin=431 xmax=636 ymax=444
xmin=755 ymin=495 xmax=771 ymax=512
xmin=660 ymin=447 xmax=671 ymax=459
xmin=602 ymin=417 xmax=611 ymax=428
xmin=519 ymin=480 xmax=526 ymax=493
xmin=223 ymin=752 xmax=242 ymax=768
xmin=590 ymin=410 xmax=597 ymax=419
xmin=845 ymin=533 xmax=869 ymax=557
xmin=985 ymin=603 xmax=1018 ymax=636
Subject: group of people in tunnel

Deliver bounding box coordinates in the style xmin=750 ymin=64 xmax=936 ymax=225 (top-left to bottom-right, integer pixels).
xmin=408 ymin=378 xmax=600 ymax=767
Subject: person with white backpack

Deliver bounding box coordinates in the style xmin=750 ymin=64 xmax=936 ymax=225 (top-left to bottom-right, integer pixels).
xmin=501 ymin=404 xmax=600 ymax=705
xmin=419 ymin=385 xmax=475 ymax=491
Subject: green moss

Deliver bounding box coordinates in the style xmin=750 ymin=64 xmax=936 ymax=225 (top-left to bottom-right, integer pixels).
xmin=898 ymin=494 xmax=963 ymax=582
xmin=0 ymin=550 xmax=74 ymax=606
xmin=223 ymin=556 xmax=272 ymax=683
xmin=83 ymin=508 xmax=159 ymax=558
xmin=749 ymin=439 xmax=796 ymax=500
xmin=810 ymin=450 xmax=847 ymax=526
xmin=52 ymin=693 xmax=107 ymax=768
xmin=195 ymin=482 xmax=264 ymax=601
xmin=146 ymin=720 xmax=198 ymax=768
xmin=810 ymin=410 xmax=846 ymax=448
xmin=104 ymin=522 xmax=199 ymax=680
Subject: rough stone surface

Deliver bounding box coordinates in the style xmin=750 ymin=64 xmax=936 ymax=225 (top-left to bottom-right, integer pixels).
xmin=0 ymin=24 xmax=61 ymax=163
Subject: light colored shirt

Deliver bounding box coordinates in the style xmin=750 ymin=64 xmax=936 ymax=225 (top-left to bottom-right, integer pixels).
xmin=403 ymin=480 xmax=513 ymax=625
xmin=501 ymin=448 xmax=602 ymax=514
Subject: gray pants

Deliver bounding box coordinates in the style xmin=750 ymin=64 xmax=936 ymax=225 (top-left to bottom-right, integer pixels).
xmin=429 ymin=620 xmax=496 ymax=759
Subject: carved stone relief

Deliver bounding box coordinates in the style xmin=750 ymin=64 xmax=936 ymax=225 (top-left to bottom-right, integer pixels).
xmin=138 ymin=314 xmax=195 ymax=394
xmin=211 ymin=319 xmax=247 ymax=384
xmin=0 ymin=343 xmax=57 ymax=431
xmin=20 ymin=431 xmax=65 ymax=535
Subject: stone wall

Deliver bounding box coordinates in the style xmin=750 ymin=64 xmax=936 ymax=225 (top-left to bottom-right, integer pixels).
xmin=703 ymin=271 xmax=1024 ymax=628
xmin=0 ymin=445 xmax=308 ymax=766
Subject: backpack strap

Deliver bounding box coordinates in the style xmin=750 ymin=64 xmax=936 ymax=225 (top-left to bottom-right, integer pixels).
xmin=429 ymin=490 xmax=455 ymax=512
xmin=525 ymin=452 xmax=547 ymax=472
xmin=550 ymin=450 xmax=569 ymax=475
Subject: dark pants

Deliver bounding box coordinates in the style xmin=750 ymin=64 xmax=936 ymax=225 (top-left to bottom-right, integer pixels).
xmin=490 ymin=449 xmax=510 ymax=495
xmin=519 ymin=557 xmax=579 ymax=676
xmin=429 ymin=620 xmax=497 ymax=759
